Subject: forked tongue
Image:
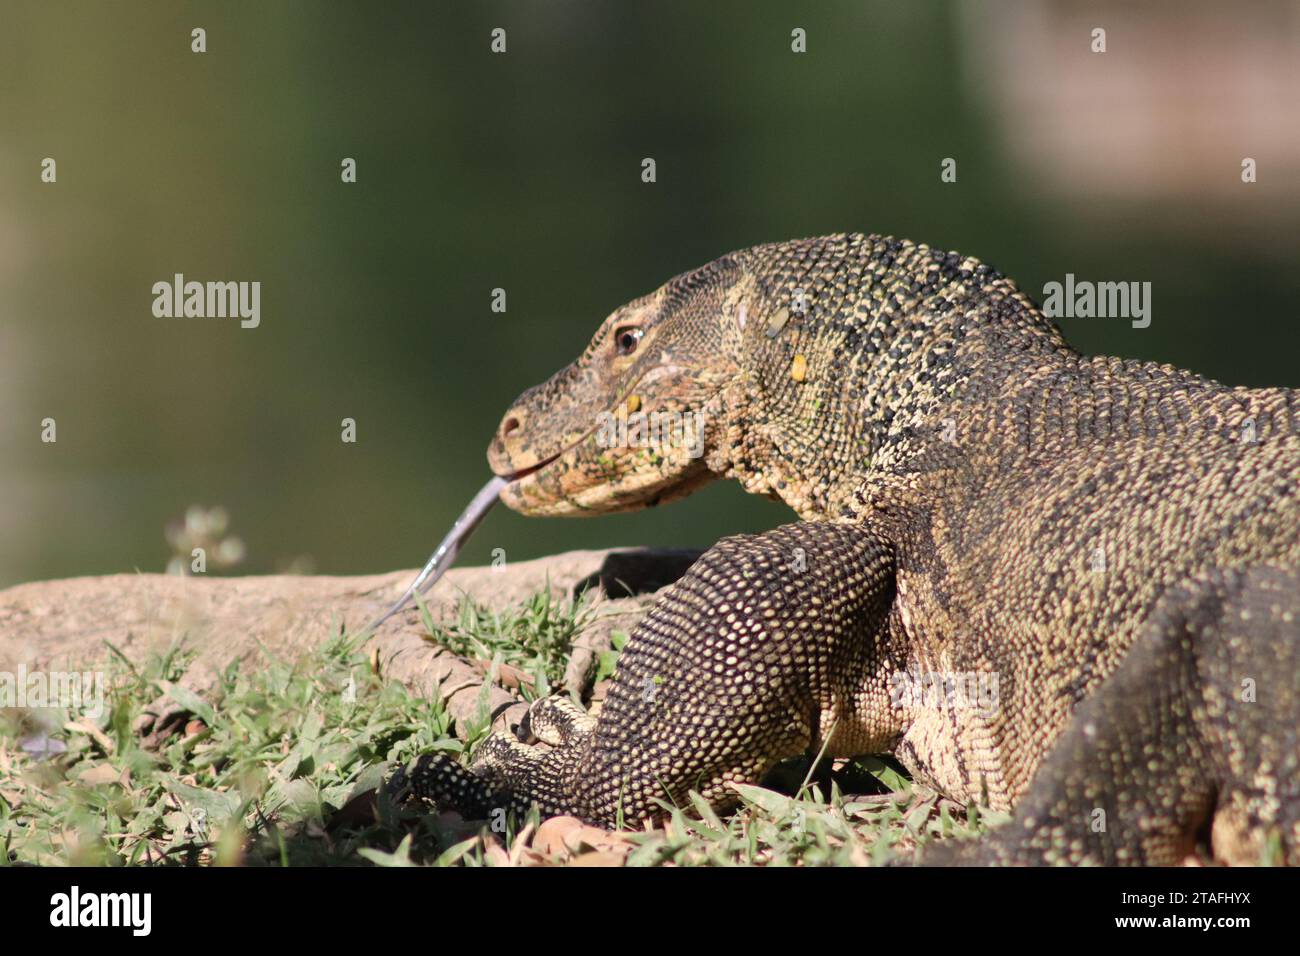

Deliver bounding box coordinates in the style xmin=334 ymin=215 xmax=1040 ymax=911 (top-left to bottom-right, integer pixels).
xmin=364 ymin=475 xmax=507 ymax=631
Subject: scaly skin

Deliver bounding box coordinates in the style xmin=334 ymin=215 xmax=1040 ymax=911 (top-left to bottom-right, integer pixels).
xmin=393 ymin=233 xmax=1300 ymax=864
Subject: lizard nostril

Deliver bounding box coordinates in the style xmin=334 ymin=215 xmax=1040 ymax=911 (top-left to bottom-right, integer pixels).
xmin=501 ymin=416 xmax=521 ymax=438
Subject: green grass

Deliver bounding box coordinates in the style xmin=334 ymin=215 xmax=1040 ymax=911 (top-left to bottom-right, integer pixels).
xmin=416 ymin=584 xmax=598 ymax=699
xmin=0 ymin=590 xmax=998 ymax=866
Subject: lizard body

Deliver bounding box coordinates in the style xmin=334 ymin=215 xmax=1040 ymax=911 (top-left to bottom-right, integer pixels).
xmin=396 ymin=233 xmax=1300 ymax=864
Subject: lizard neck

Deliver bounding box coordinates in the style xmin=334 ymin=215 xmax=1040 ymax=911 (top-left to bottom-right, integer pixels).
xmin=720 ymin=233 xmax=1075 ymax=519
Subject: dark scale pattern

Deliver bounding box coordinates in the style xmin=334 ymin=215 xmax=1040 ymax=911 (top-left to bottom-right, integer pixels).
xmin=403 ymin=233 xmax=1300 ymax=864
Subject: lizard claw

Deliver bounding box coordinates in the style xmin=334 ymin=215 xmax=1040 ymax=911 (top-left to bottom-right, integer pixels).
xmin=389 ymin=701 xmax=594 ymax=823
xmin=469 ymin=731 xmax=548 ymax=782
xmin=515 ymin=695 xmax=596 ymax=747
xmin=387 ymin=751 xmax=507 ymax=820
xmin=387 ymin=737 xmax=550 ymax=822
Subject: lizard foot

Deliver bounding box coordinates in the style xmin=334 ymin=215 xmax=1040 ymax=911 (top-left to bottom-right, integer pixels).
xmin=388 ymin=696 xmax=594 ymax=823
xmin=516 ymin=694 xmax=596 ymax=747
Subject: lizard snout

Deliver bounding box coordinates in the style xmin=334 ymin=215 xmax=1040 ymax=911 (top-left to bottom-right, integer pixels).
xmin=487 ymin=410 xmax=525 ymax=477
xmin=488 ymin=408 xmax=562 ymax=480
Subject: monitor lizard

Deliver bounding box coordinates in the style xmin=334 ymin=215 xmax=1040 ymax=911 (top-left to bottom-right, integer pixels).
xmin=391 ymin=233 xmax=1300 ymax=865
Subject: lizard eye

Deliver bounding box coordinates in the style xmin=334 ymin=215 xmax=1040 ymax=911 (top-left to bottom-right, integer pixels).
xmin=614 ymin=326 xmax=644 ymax=356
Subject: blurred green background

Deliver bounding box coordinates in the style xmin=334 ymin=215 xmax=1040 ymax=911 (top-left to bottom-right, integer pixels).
xmin=3 ymin=0 xmax=1298 ymax=588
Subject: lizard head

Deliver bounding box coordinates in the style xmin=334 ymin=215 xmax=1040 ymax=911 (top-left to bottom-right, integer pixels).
xmin=488 ymin=256 xmax=747 ymax=516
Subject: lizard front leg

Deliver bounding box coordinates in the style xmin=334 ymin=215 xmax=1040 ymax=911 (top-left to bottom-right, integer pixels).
xmin=395 ymin=522 xmax=899 ymax=828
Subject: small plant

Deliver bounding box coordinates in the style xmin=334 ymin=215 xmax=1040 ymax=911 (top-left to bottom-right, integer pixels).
xmin=418 ymin=586 xmax=597 ymax=698
xmin=165 ymin=505 xmax=246 ymax=575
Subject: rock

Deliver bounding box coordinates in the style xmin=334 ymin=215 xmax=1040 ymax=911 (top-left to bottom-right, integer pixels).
xmin=530 ymin=815 xmax=636 ymax=863
xmin=481 ymin=839 xmax=511 ymax=868
xmin=532 ymin=815 xmax=587 ymax=857
xmin=561 ymin=823 xmax=615 ymax=855
xmin=567 ymin=850 xmax=626 ymax=867
xmin=0 ymin=547 xmax=697 ymax=740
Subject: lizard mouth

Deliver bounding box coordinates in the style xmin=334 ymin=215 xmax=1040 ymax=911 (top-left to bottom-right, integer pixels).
xmin=495 ymin=364 xmax=702 ymax=488
xmin=497 ymin=427 xmax=596 ymax=488
xmin=501 ymin=451 xmax=562 ymax=483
